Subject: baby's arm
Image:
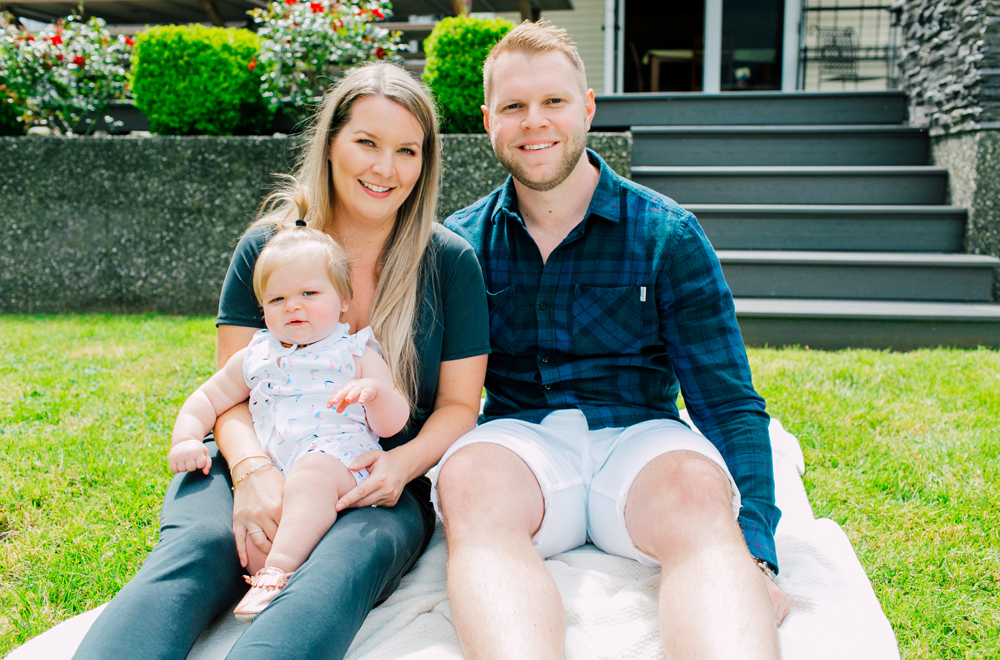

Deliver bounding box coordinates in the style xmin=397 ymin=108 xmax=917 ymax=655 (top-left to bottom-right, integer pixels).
xmin=328 ymin=350 xmax=409 ymax=438
xmin=169 ymin=348 xmax=252 ymax=474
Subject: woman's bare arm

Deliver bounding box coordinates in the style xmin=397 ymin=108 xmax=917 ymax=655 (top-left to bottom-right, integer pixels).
xmin=335 ymin=354 xmax=487 ymax=510
xmin=216 ymin=325 xmax=285 ymax=569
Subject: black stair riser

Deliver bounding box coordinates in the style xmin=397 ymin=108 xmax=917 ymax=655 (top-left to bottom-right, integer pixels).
xmin=633 ymin=132 xmax=928 ymax=166
xmin=722 ymin=264 xmax=995 ymax=302
xmin=698 ymin=216 xmax=965 ymax=252
xmin=635 ymin=171 xmax=947 ymax=205
xmin=737 ymin=316 xmax=1000 ymax=350
xmin=591 ymin=92 xmax=908 ymax=129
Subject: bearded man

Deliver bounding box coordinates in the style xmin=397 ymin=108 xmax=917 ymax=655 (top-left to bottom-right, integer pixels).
xmin=432 ymin=20 xmax=790 ymax=660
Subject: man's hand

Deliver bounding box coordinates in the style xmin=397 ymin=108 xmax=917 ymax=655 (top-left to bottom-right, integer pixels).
xmin=328 ymin=378 xmax=382 ymax=413
xmin=763 ymin=573 xmax=791 ymax=626
xmin=168 ymin=439 xmax=212 ymax=475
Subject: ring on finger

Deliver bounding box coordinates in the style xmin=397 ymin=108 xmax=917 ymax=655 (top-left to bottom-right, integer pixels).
xmin=371 ymin=503 xmax=377 ymax=508
xmin=248 ymin=528 xmax=266 ymax=535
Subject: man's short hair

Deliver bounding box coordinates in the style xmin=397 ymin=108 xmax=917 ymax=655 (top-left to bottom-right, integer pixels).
xmin=483 ymin=20 xmax=587 ymax=108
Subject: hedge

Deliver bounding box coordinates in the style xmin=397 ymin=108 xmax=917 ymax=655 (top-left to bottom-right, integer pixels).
xmin=131 ymin=25 xmax=272 ymax=136
xmin=423 ymin=16 xmax=514 ymax=134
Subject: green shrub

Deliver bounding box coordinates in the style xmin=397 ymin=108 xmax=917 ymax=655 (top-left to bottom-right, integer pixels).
xmin=131 ymin=25 xmax=273 ymax=136
xmin=423 ymin=16 xmax=513 ymax=134
xmin=0 ymin=95 xmax=23 ymax=135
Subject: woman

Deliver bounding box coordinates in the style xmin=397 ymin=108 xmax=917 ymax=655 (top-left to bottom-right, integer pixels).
xmin=74 ymin=63 xmax=490 ymax=660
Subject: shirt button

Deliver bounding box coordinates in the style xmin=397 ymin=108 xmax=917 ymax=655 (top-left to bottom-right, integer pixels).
xmin=543 ymin=383 xmax=552 ymax=391
xmin=540 ymin=355 xmax=549 ymax=363
xmin=539 ymin=301 xmax=547 ymax=310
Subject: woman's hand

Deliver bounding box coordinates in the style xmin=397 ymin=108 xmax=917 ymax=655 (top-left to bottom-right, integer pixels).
xmin=335 ymin=447 xmax=413 ymax=510
xmin=231 ymin=461 xmax=285 ymax=570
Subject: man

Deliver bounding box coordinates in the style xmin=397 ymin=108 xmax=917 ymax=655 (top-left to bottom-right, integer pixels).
xmin=432 ymin=21 xmax=790 ymax=659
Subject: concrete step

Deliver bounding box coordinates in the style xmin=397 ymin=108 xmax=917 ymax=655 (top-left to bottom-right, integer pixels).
xmin=718 ymin=251 xmax=999 ymax=302
xmin=735 ymin=298 xmax=1000 ymax=349
xmin=632 ymin=166 xmax=949 ymax=205
xmin=632 ymin=125 xmax=929 ymax=166
xmin=591 ymin=91 xmax=908 ymax=129
xmin=685 ymin=204 xmax=967 ymax=252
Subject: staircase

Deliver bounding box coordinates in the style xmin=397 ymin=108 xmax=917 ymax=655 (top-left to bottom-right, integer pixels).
xmin=592 ymin=91 xmax=1000 ymax=350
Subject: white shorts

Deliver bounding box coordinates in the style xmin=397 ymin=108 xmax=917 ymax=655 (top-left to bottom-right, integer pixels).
xmin=431 ymin=409 xmax=741 ymax=567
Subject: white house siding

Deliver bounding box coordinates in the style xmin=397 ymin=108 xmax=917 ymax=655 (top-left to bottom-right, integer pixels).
xmin=494 ymin=0 xmax=608 ymax=94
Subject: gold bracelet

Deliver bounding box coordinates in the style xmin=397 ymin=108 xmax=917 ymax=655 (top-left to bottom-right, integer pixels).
xmin=231 ymin=461 xmax=273 ymax=491
xmin=229 ymin=454 xmax=269 ymax=478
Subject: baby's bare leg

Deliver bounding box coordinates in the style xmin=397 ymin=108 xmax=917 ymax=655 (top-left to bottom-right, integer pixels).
xmin=265 ymin=453 xmax=357 ymax=573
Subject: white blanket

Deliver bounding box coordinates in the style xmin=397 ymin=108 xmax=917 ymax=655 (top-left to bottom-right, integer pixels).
xmin=7 ymin=417 xmax=900 ymax=660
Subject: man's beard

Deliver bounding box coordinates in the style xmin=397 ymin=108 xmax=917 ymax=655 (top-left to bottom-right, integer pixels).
xmin=491 ymin=123 xmax=588 ymax=192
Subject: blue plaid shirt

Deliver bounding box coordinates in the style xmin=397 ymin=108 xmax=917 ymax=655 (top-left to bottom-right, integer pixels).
xmin=445 ymin=150 xmax=781 ymax=569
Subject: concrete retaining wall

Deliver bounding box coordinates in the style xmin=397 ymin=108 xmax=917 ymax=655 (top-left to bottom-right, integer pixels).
xmin=0 ymin=133 xmax=630 ymax=314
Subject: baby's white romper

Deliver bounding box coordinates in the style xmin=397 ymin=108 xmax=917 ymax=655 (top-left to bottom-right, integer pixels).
xmin=243 ymin=322 xmax=382 ymax=483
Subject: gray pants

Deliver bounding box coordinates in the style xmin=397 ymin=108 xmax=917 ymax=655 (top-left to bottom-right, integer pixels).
xmin=74 ymin=441 xmax=434 ymax=660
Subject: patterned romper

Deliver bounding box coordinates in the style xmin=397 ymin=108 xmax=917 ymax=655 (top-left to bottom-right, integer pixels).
xmin=243 ymin=323 xmax=382 ymax=484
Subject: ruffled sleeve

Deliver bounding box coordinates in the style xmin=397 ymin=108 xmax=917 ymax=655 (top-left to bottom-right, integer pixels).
xmin=348 ymin=326 xmax=383 ymax=359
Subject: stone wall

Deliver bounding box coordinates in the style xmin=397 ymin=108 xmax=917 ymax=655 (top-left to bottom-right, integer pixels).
xmin=0 ymin=133 xmax=630 ymax=315
xmin=899 ymin=0 xmax=1000 ymax=296
xmin=931 ymin=131 xmax=1000 ymax=297
xmin=897 ymin=0 xmax=1000 ymax=134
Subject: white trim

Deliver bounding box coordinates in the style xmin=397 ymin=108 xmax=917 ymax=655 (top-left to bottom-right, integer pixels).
xmin=781 ymin=0 xmax=803 ymax=91
xmin=604 ymin=0 xmax=616 ymax=94
xmin=616 ymin=0 xmax=625 ymax=93
xmin=703 ymin=0 xmax=722 ymax=93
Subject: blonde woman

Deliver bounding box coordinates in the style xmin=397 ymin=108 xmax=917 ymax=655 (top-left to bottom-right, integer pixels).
xmin=75 ymin=63 xmax=490 ymax=660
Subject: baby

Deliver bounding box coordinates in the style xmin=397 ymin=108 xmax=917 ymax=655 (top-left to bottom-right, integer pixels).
xmin=167 ymin=224 xmax=408 ymax=622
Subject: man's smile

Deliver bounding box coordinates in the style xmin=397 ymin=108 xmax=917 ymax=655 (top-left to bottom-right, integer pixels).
xmin=519 ymin=142 xmax=556 ymax=151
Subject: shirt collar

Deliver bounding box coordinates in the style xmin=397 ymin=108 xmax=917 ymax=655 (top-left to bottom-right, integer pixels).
xmin=488 ymin=148 xmax=622 ymax=226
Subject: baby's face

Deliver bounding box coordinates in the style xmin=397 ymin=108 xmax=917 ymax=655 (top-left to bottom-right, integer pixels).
xmin=261 ymin=257 xmax=348 ymax=346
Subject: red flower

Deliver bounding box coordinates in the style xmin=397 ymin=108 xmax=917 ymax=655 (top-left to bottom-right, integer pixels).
xmin=372 ymin=7 xmax=385 ymax=19
xmin=50 ymin=34 xmax=63 ymax=45
xmin=332 ymin=18 xmax=343 ymax=29
xmin=72 ymin=54 xmax=85 ymax=66
xmin=375 ymin=47 xmax=386 ymax=59
xmin=310 ymin=2 xmax=323 ymax=13
xmin=284 ymin=0 xmax=295 ymax=4
xmin=27 ymin=36 xmax=34 ymax=42
xmin=125 ymin=36 xmax=135 ymax=46
xmin=56 ymin=53 xmax=63 ymax=60
xmin=355 ymin=8 xmax=364 ymax=16
xmin=248 ymin=57 xmax=256 ymax=70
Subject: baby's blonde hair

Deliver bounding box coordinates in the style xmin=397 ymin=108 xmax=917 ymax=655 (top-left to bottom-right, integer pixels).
xmin=252 ymin=227 xmax=352 ymax=305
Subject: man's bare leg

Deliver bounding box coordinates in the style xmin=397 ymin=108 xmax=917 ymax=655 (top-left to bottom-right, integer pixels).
xmin=626 ymin=451 xmax=781 ymax=660
xmin=437 ymin=443 xmax=563 ymax=660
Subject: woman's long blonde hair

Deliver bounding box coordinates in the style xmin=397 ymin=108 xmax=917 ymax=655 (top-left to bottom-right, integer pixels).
xmin=251 ymin=63 xmax=440 ymax=412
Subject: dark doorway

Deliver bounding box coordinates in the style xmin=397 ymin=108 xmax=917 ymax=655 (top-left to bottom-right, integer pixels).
xmin=624 ymin=0 xmax=706 ymax=93
xmin=721 ymin=0 xmax=785 ymax=91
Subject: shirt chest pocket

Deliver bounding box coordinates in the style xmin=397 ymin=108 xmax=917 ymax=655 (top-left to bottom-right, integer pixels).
xmin=486 ymin=285 xmax=519 ymax=355
xmin=572 ymin=285 xmax=647 ymax=355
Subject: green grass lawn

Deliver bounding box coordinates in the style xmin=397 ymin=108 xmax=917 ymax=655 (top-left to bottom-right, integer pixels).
xmin=1 ymin=315 xmax=997 ymax=658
